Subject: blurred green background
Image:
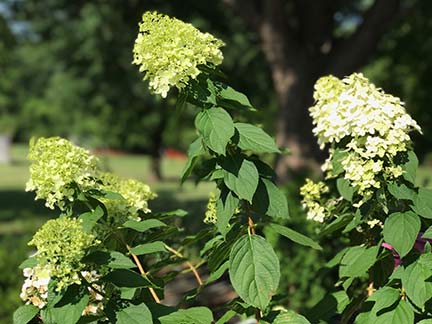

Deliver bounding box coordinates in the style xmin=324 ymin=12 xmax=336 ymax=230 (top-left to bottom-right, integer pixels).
xmin=1 ymin=0 xmax=432 ymax=322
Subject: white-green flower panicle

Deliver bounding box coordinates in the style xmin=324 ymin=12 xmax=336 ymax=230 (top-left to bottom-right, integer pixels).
xmin=26 ymin=137 xmax=99 ymax=210
xmin=309 ymin=73 xmax=421 ymax=198
xmin=310 ymin=73 xmax=421 ymax=150
xmin=28 ymin=217 xmax=99 ymax=291
xmin=99 ymin=172 xmax=157 ymax=224
xmin=132 ymin=11 xmax=225 ymax=98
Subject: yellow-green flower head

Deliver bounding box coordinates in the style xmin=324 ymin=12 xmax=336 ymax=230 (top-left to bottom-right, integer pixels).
xmin=299 ymin=179 xmax=329 ymax=223
xmin=204 ymin=192 xmax=217 ymax=224
xmin=99 ymin=172 xmax=157 ymax=223
xmin=29 ymin=217 xmax=99 ymax=291
xmin=26 ymin=137 xmax=99 ymax=210
xmin=310 ymin=73 xmax=421 ymax=151
xmin=133 ymin=11 xmax=225 ymax=98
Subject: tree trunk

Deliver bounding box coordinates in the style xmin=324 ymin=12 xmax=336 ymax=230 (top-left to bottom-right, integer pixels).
xmin=271 ymin=68 xmax=323 ymax=183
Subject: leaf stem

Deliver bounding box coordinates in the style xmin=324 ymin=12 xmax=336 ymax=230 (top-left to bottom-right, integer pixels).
xmin=125 ymin=243 xmax=161 ymax=303
xmin=164 ymin=244 xmax=203 ymax=286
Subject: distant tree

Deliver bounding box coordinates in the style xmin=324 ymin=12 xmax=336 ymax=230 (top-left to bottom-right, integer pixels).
xmin=224 ymin=0 xmax=412 ymax=182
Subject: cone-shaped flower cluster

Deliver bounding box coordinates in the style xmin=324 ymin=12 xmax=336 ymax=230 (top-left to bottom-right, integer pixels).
xmin=133 ymin=11 xmax=224 ymax=97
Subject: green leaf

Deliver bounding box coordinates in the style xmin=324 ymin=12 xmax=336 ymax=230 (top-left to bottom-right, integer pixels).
xmin=422 ymin=226 xmax=432 ymax=239
xmin=367 ymin=287 xmax=400 ymax=315
xmin=339 ymin=245 xmax=378 ymax=278
xmin=253 ymin=179 xmax=289 ymax=219
xmin=83 ymin=251 xmax=135 ymax=269
xmin=13 ymin=305 xmax=39 ymax=324
xmin=214 ymin=81 xmax=255 ymax=111
xmin=229 ymin=234 xmax=280 ymax=310
xmin=123 ymin=219 xmax=166 ymax=232
xmin=270 ymin=223 xmax=322 ymax=250
xmin=103 ymin=269 xmax=154 ymax=288
xmin=402 ymin=254 xmax=432 ymax=310
xmin=214 ymin=310 xmax=237 ymax=324
xmin=131 ymin=241 xmax=167 ymax=255
xmin=221 ymin=156 xmax=259 ymax=202
xmin=306 ymin=291 xmax=349 ymax=323
xmin=331 ymin=149 xmax=348 ymax=176
xmin=272 ymin=310 xmax=311 ymax=324
xmin=195 ymin=107 xmax=234 ymax=155
xmin=336 ymin=178 xmax=356 ymax=202
xmin=79 ymin=205 xmax=104 ymax=232
xmin=387 ymin=183 xmax=415 ymax=201
xmin=206 ymin=261 xmax=229 ymax=285
xmin=117 ymin=303 xmax=153 ymax=324
xmin=19 ymin=257 xmax=38 ymax=270
xmin=402 ymin=151 xmax=418 ymax=184
xmin=411 ymin=188 xmax=432 ymax=219
xmin=234 ymin=123 xmax=279 ymax=153
xmin=186 ymin=78 xmax=217 ymax=106
xmin=181 ymin=137 xmax=205 ymax=183
xmin=383 ymin=211 xmax=420 ymax=258
xmin=358 ymin=299 xmax=414 ymax=324
xmin=158 ymin=307 xmax=213 ymax=324
xmin=216 ymin=189 xmax=239 ymax=236
xmin=49 ymin=285 xmax=89 ymax=324
xmin=418 ymin=320 xmax=432 ymax=324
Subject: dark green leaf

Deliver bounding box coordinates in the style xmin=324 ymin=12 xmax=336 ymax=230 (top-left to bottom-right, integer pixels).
xmin=49 ymin=285 xmax=89 ymax=324
xmin=272 ymin=310 xmax=311 ymax=324
xmin=358 ymin=299 xmax=414 ymax=324
xmin=206 ymin=261 xmax=229 ymax=285
xmin=158 ymin=307 xmax=213 ymax=324
xmin=79 ymin=205 xmax=104 ymax=232
xmin=339 ymin=245 xmax=378 ymax=278
xmin=402 ymin=151 xmax=418 ymax=184
xmin=367 ymin=287 xmax=400 ymax=315
xmin=221 ymin=156 xmax=259 ymax=202
xmin=131 ymin=241 xmax=167 ymax=255
xmin=331 ymin=149 xmax=348 ymax=176
xmin=229 ymin=234 xmax=280 ymax=310
xmin=253 ymin=179 xmax=289 ymax=219
xmin=117 ymin=303 xmax=153 ymax=324
xmin=402 ymin=253 xmax=432 ymax=310
xmin=214 ymin=81 xmax=255 ymax=111
xmin=422 ymin=226 xmax=432 ymax=239
xmin=270 ymin=223 xmax=322 ymax=250
xmin=13 ymin=305 xmax=39 ymax=324
xmin=387 ymin=183 xmax=415 ymax=201
xmin=411 ymin=188 xmax=432 ymax=219
xmin=19 ymin=257 xmax=38 ymax=270
xmin=181 ymin=137 xmax=205 ymax=183
xmin=195 ymin=107 xmax=234 ymax=155
xmin=214 ymin=310 xmax=237 ymax=324
xmin=123 ymin=219 xmax=166 ymax=232
xmin=234 ymin=123 xmax=279 ymax=153
xmin=103 ymin=269 xmax=154 ymax=288
xmin=83 ymin=251 xmax=135 ymax=269
xmin=383 ymin=211 xmax=420 ymax=257
xmin=216 ymin=189 xmax=239 ymax=236
xmin=336 ymin=178 xmax=356 ymax=202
